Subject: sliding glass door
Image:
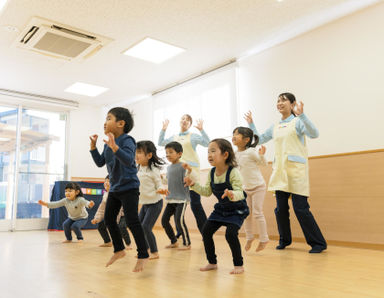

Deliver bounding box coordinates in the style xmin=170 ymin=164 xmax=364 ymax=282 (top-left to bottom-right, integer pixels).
xmin=0 ymin=105 xmax=18 ymax=229
xmin=0 ymin=105 xmax=67 ymax=230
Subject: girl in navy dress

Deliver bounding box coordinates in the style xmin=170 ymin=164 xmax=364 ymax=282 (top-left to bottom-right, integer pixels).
xmin=185 ymin=139 xmax=249 ymax=274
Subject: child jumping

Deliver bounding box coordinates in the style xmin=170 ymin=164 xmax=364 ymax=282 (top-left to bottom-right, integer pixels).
xmin=38 ymin=182 xmax=94 ymax=243
xmin=90 ymin=107 xmax=149 ymax=272
xmin=232 ymin=127 xmax=269 ymax=252
xmin=91 ymin=175 xmax=132 ymax=249
xmin=136 ymin=140 xmax=166 ymax=259
xmin=159 ymin=141 xmax=194 ymax=250
xmin=185 ymin=139 xmax=249 ymax=274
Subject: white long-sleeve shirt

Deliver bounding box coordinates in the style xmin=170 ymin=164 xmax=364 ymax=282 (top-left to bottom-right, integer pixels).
xmin=137 ymin=166 xmax=163 ymax=205
xmin=235 ymin=148 xmax=267 ymax=190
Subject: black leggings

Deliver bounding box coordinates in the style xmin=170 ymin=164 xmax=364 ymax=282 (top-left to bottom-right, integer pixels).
xmin=97 ymin=218 xmax=131 ymax=245
xmin=104 ymin=189 xmax=148 ymax=258
xmin=202 ymin=220 xmax=243 ymax=266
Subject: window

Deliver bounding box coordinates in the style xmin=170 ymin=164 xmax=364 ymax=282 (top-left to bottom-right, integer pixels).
xmin=153 ymin=66 xmax=237 ymax=169
xmin=0 ymin=106 xmax=67 ymax=224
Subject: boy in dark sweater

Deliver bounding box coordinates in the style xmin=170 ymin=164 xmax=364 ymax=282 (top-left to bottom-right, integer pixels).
xmin=90 ymin=107 xmax=149 ymax=272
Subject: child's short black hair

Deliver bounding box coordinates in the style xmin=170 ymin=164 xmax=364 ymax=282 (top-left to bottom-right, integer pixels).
xmin=165 ymin=141 xmax=183 ymax=153
xmin=65 ymin=182 xmax=84 ymax=197
xmin=108 ymin=107 xmax=134 ymax=133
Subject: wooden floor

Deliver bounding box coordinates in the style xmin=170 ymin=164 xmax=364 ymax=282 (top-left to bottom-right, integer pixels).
xmin=0 ymin=230 xmax=383 ymax=298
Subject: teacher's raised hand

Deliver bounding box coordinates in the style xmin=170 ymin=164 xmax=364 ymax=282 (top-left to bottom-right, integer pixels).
xmin=294 ymin=101 xmax=304 ymax=116
xmin=244 ymin=111 xmax=254 ymax=124
xmin=194 ymin=119 xmax=204 ymax=131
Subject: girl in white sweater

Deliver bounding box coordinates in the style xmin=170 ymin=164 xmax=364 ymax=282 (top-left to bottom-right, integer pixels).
xmin=136 ymin=141 xmax=166 ymax=259
xmin=232 ymin=127 xmax=269 ymax=252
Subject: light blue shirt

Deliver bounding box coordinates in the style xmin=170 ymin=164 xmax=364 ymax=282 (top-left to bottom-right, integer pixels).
xmin=158 ymin=129 xmax=210 ymax=151
xmin=249 ymin=113 xmax=319 ymax=145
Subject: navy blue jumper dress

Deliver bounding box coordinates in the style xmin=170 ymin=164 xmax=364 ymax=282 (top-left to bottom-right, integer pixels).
xmin=202 ymin=166 xmax=249 ymax=266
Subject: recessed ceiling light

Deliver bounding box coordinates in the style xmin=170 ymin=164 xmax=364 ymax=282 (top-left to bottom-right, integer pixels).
xmin=64 ymin=82 xmax=109 ymax=97
xmin=123 ymin=37 xmax=185 ymax=64
xmin=0 ymin=0 xmax=8 ymax=12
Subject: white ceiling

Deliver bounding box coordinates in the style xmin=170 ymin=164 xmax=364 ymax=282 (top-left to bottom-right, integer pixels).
xmin=0 ymin=0 xmax=380 ymax=106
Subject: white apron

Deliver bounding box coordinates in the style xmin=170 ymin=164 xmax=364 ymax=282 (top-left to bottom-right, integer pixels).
xmin=268 ymin=117 xmax=310 ymax=197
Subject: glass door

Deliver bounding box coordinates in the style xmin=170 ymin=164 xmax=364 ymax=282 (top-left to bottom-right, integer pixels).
xmin=15 ymin=109 xmax=67 ymax=229
xmin=0 ymin=105 xmax=67 ymax=230
xmin=0 ymin=105 xmax=18 ymax=230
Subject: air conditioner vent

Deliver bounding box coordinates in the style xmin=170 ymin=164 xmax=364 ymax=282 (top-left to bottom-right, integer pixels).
xmin=14 ymin=17 xmax=112 ymax=61
xmin=20 ymin=26 xmax=39 ymax=44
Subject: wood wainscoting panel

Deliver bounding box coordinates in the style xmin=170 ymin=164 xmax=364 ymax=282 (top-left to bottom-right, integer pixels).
xmin=155 ymin=150 xmax=384 ymax=247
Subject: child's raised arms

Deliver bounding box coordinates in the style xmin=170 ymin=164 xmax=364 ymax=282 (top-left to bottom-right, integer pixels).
xmin=90 ymin=134 xmax=98 ymax=150
xmin=103 ymin=133 xmax=119 ymax=153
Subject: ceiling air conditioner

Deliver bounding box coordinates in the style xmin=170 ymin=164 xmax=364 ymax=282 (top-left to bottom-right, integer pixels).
xmin=14 ymin=17 xmax=112 ymax=61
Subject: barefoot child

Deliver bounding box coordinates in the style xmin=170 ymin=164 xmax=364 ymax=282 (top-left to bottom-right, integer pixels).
xmin=136 ymin=140 xmax=166 ymax=259
xmin=90 ymin=107 xmax=149 ymax=272
xmin=232 ymin=127 xmax=269 ymax=252
xmin=38 ymin=182 xmax=95 ymax=243
xmin=159 ymin=141 xmax=194 ymax=250
xmin=91 ymin=175 xmax=132 ymax=250
xmin=185 ymin=139 xmax=249 ymax=274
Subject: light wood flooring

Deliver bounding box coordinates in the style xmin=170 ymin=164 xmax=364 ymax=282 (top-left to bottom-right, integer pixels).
xmin=0 ymin=230 xmax=383 ymax=298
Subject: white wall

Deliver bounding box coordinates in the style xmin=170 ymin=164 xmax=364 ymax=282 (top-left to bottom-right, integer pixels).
xmin=67 ymin=104 xmax=107 ymax=179
xmin=71 ymin=3 xmax=384 ymax=177
xmin=129 ymin=97 xmax=154 ymax=141
xmin=238 ymin=2 xmax=384 ymax=158
xmin=124 ymin=3 xmax=384 ymax=161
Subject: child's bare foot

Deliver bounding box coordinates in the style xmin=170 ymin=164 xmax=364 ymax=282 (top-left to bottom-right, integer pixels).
xmin=230 ymin=266 xmax=244 ymax=274
xmin=256 ymin=241 xmax=268 ymax=252
xmin=178 ymin=245 xmax=191 ymax=250
xmin=200 ymin=264 xmax=218 ymax=271
xmin=149 ymin=252 xmax=159 ymax=260
xmin=62 ymin=240 xmax=72 ymax=243
xmin=106 ymin=250 xmax=126 ymax=267
xmin=245 ymin=239 xmax=254 ymax=251
xmin=99 ymin=242 xmax=113 ymax=247
xmin=77 ymin=239 xmax=83 ymax=243
xmin=126 ymin=245 xmax=133 ymax=250
xmin=165 ymin=242 xmax=178 ymax=248
xmin=133 ymin=258 xmax=148 ymax=272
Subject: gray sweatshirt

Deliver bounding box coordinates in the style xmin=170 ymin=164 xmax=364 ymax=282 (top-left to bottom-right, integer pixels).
xmin=47 ymin=197 xmax=92 ymax=220
xmin=165 ymin=163 xmax=190 ymax=202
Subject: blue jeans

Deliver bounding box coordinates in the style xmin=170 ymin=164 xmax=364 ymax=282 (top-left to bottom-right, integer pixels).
xmin=63 ymin=218 xmax=88 ymax=240
xmin=139 ymin=200 xmax=163 ymax=253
